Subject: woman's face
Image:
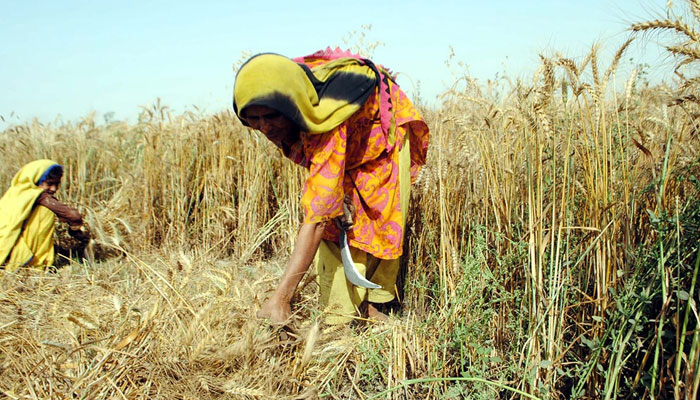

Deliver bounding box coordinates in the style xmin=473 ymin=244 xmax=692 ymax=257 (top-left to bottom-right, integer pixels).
xmin=243 ymin=105 xmax=298 ymax=145
xmin=38 ymin=176 xmax=61 ymax=195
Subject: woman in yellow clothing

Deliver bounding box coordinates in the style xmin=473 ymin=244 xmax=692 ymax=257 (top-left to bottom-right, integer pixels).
xmin=234 ymin=48 xmax=429 ymax=324
xmin=0 ymin=159 xmax=88 ymax=272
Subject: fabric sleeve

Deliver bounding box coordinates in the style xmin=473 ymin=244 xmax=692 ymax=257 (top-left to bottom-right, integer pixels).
xmin=36 ymin=192 xmax=83 ymax=226
xmin=300 ymin=124 xmax=348 ymax=223
xmin=391 ymin=85 xmax=429 ymax=182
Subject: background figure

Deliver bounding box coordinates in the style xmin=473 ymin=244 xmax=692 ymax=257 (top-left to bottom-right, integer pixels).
xmin=0 ymin=159 xmax=89 ymax=272
xmin=233 ymin=49 xmax=429 ymax=324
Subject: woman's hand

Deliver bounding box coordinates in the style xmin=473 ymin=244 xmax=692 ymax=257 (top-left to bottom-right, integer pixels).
xmin=257 ymin=297 xmax=292 ymax=324
xmin=336 ymin=194 xmax=355 ymax=231
xmin=68 ymin=224 xmax=91 ymax=242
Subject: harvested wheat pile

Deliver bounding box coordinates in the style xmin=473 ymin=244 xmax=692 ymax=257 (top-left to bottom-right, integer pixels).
xmin=0 ymin=251 xmax=426 ymax=399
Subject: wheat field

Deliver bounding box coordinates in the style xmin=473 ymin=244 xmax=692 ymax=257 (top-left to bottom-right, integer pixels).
xmin=1 ymin=2 xmax=700 ymax=399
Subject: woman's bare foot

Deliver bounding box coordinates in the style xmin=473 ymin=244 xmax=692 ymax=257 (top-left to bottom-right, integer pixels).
xmin=366 ymin=302 xmax=389 ymax=322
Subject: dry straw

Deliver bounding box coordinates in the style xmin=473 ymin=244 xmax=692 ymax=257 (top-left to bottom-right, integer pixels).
xmin=1 ymin=2 xmax=700 ymax=397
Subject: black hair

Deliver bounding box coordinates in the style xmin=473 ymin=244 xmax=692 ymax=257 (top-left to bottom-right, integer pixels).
xmin=36 ymin=164 xmax=63 ymax=185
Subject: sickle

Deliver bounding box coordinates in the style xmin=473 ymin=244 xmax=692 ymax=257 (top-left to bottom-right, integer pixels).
xmin=339 ymin=229 xmax=381 ymax=289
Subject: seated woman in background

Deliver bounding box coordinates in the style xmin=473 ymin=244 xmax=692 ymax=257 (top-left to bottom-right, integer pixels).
xmin=233 ymin=49 xmax=429 ymax=324
xmin=0 ymin=159 xmax=89 ymax=272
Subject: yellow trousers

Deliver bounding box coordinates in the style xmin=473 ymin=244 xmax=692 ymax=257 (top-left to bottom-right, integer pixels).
xmin=5 ymin=206 xmax=56 ymax=272
xmin=315 ymin=136 xmax=411 ymax=324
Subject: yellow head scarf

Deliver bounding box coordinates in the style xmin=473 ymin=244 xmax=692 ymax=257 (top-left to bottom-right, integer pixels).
xmin=0 ymin=159 xmax=60 ymax=265
xmin=233 ymin=53 xmax=380 ymax=134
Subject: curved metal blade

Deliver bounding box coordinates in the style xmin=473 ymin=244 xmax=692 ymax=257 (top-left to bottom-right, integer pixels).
xmin=339 ymin=229 xmax=381 ymax=289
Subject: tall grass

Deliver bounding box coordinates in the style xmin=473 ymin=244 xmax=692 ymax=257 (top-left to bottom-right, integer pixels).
xmin=1 ymin=2 xmax=700 ymax=398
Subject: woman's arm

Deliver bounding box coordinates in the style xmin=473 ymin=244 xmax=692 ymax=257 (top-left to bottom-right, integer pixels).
xmin=257 ymin=221 xmax=327 ymax=323
xmin=36 ymin=192 xmax=90 ymax=241
xmin=36 ymin=192 xmax=83 ymax=226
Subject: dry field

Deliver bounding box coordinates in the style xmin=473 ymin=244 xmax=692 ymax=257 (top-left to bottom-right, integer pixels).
xmin=2 ymin=2 xmax=700 ymax=399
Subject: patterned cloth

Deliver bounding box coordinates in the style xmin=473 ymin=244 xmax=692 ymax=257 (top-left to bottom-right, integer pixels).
xmin=298 ymin=79 xmax=427 ymax=259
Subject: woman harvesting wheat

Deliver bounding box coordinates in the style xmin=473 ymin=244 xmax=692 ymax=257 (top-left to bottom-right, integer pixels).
xmin=233 ymin=49 xmax=429 ymax=324
xmin=0 ymin=159 xmax=89 ymax=272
